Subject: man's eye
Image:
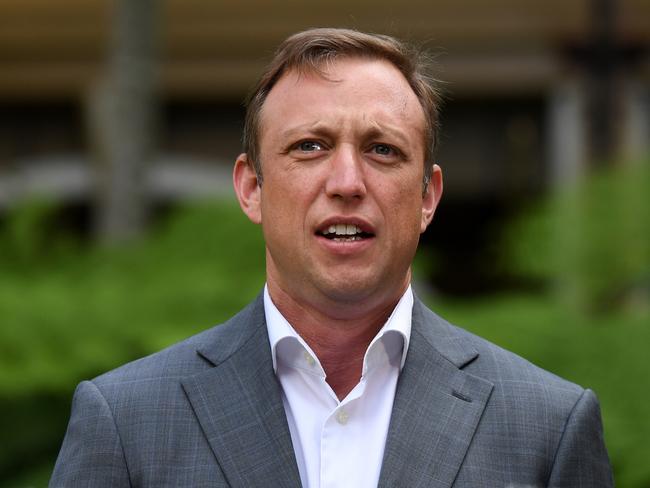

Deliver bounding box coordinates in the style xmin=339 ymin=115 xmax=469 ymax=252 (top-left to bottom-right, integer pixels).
xmin=296 ymin=141 xmax=323 ymax=152
xmin=372 ymin=144 xmax=394 ymax=156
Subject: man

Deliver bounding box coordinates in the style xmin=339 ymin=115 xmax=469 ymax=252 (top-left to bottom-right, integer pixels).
xmin=51 ymin=28 xmax=613 ymax=487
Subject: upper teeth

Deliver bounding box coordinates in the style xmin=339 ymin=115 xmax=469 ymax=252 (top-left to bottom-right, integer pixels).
xmin=326 ymin=224 xmax=362 ymax=235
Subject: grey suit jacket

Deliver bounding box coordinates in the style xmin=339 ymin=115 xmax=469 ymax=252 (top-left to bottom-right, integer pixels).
xmin=50 ymin=294 xmax=613 ymax=487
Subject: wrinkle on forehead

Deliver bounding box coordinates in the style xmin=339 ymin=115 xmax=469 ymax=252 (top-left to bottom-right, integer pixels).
xmin=259 ymin=57 xmax=426 ymax=148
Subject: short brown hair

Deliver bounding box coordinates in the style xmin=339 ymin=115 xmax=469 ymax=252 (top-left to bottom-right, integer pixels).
xmin=242 ymin=27 xmax=441 ymax=193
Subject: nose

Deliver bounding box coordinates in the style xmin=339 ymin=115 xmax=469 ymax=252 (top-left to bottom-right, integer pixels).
xmin=324 ymin=145 xmax=367 ymax=200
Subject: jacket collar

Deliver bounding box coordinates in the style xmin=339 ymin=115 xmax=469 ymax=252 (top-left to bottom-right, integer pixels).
xmin=377 ymin=297 xmax=494 ymax=488
xmin=182 ymin=294 xmax=302 ymax=487
xmin=183 ymin=292 xmax=494 ymax=488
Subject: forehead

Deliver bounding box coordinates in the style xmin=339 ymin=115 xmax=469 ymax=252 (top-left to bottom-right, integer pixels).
xmin=259 ymin=57 xmax=426 ymax=140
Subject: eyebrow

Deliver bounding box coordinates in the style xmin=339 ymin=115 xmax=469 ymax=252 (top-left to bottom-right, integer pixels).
xmin=365 ymin=120 xmax=414 ymax=148
xmin=279 ymin=122 xmax=333 ymax=142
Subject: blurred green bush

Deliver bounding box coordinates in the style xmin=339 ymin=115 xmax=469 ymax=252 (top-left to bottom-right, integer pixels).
xmin=1 ymin=161 xmax=648 ymax=487
xmin=0 ymin=199 xmax=266 ymax=487
xmin=505 ymin=161 xmax=650 ymax=312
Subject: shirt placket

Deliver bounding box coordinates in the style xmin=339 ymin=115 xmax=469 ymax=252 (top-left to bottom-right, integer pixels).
xmin=319 ymin=374 xmax=369 ymax=488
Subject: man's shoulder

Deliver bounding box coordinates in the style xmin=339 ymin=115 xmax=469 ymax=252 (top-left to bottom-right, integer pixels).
xmin=92 ymin=326 xmax=213 ymax=386
xmin=410 ymin=302 xmax=612 ymax=486
xmin=91 ymin=295 xmax=264 ymax=393
xmin=415 ymin=300 xmax=584 ymax=399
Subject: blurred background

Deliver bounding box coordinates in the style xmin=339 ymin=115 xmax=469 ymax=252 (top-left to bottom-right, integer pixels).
xmin=0 ymin=0 xmax=648 ymax=486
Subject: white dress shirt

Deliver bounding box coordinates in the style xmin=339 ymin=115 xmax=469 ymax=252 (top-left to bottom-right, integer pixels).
xmin=264 ymin=285 xmax=413 ymax=488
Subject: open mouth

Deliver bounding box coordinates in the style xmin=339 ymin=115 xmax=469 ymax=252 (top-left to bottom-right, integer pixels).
xmin=316 ymin=223 xmax=375 ymax=242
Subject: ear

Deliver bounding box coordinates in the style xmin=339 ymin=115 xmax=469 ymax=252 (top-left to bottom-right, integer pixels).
xmin=420 ymin=164 xmax=443 ymax=233
xmin=233 ymin=153 xmax=262 ymax=224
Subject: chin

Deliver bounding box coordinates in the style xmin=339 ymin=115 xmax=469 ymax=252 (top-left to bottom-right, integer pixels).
xmin=316 ymin=274 xmax=391 ymax=304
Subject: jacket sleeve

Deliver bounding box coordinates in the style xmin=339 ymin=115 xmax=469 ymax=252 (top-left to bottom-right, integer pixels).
xmin=49 ymin=380 xmax=131 ymax=487
xmin=547 ymin=388 xmax=614 ymax=487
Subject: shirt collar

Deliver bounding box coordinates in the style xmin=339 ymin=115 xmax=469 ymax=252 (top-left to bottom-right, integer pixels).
xmin=264 ymin=284 xmax=413 ymax=375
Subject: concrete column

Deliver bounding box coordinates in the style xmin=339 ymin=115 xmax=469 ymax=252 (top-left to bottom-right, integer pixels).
xmin=546 ymin=78 xmax=588 ymax=187
xmin=619 ymin=79 xmax=650 ymax=164
xmin=545 ymin=79 xmax=590 ymax=309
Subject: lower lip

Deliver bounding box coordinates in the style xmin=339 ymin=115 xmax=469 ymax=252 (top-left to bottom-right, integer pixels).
xmin=315 ymin=234 xmax=375 ymax=255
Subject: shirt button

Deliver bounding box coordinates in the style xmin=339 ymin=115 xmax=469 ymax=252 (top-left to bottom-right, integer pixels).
xmin=336 ymin=409 xmax=349 ymax=425
xmin=303 ymin=351 xmax=315 ymax=366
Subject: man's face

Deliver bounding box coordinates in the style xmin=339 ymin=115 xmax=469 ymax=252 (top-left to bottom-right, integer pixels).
xmin=235 ymin=57 xmax=441 ymax=314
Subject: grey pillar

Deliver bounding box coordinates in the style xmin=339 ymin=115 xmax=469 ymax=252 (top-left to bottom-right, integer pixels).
xmin=547 ymin=78 xmax=588 ymax=187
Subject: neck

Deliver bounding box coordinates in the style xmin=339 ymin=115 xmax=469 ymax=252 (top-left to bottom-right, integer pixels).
xmin=267 ymin=280 xmax=407 ymax=399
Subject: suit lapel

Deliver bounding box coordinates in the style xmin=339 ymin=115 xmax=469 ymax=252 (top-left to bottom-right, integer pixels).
xmin=180 ymin=294 xmax=492 ymax=488
xmin=181 ymin=296 xmax=301 ymax=487
xmin=378 ymin=298 xmax=494 ymax=488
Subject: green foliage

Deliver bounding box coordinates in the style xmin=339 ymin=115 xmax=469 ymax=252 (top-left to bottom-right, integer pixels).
xmin=0 ymin=199 xmax=71 ymax=271
xmin=505 ymin=162 xmax=650 ymax=311
xmin=0 ymin=199 xmax=266 ymax=486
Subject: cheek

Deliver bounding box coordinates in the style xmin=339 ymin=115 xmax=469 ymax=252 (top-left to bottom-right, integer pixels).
xmin=393 ymin=173 xmax=424 ymax=209
xmin=390 ymin=181 xmax=426 ymax=236
xmin=260 ymin=195 xmax=292 ymax=232
xmin=260 ymin=180 xmax=313 ymax=238
xmin=264 ymin=168 xmax=323 ymax=208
